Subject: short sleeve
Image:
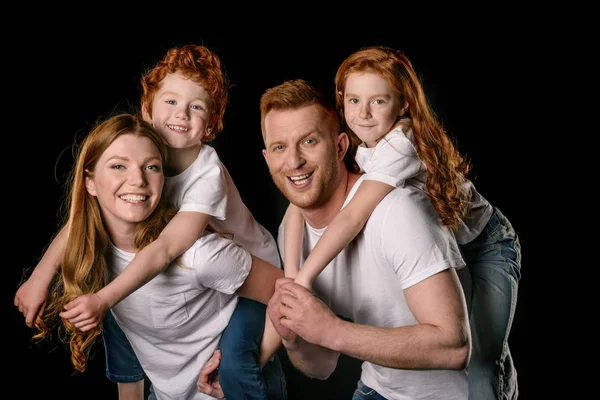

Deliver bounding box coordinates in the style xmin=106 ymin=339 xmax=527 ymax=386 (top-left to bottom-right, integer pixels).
xmin=187 ymin=233 xmax=252 ymax=293
xmin=377 ymin=188 xmax=464 ymax=289
xmin=356 ymin=131 xmax=424 ymax=188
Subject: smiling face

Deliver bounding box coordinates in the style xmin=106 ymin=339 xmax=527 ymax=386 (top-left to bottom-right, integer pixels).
xmin=343 ymin=72 xmax=405 ymax=148
xmin=85 ymin=134 xmax=164 ymax=234
xmin=262 ymin=104 xmax=346 ymax=210
xmin=148 ymin=71 xmax=214 ymax=152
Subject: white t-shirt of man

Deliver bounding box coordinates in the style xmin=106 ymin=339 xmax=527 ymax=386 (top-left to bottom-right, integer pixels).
xmin=107 ymin=232 xmax=252 ymax=400
xmin=278 ymin=176 xmax=467 ymax=400
xmin=355 ymin=121 xmax=493 ymax=245
xmin=165 ymin=144 xmax=281 ymax=267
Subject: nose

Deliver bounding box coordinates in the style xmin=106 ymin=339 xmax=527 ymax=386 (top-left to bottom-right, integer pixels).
xmin=174 ymin=104 xmax=190 ymax=120
xmin=287 ymin=146 xmax=306 ymax=170
xmin=359 ymin=104 xmax=371 ymax=120
xmin=128 ymin=168 xmax=148 ymax=187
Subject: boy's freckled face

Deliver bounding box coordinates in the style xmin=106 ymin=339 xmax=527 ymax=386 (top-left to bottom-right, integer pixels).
xmin=150 ymin=71 xmax=214 ymax=150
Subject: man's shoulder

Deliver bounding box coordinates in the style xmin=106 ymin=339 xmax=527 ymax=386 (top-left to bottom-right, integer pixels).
xmin=364 ymin=180 xmax=436 ymax=224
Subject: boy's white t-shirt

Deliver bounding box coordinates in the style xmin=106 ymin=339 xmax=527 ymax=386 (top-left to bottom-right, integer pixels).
xmin=165 ymin=144 xmax=281 ymax=267
xmin=354 ymin=121 xmax=493 ymax=244
xmin=107 ymin=232 xmax=252 ymax=400
xmin=279 ymin=177 xmax=467 ymax=399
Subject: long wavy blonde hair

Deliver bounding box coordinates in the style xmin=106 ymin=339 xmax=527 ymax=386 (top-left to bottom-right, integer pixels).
xmin=33 ymin=113 xmax=176 ymax=372
xmin=335 ymin=46 xmax=471 ymax=229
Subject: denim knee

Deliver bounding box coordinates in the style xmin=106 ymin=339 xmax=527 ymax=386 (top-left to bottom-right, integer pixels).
xmin=102 ymin=311 xmax=145 ymax=383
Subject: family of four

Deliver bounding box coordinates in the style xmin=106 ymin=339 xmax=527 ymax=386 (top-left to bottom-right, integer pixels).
xmin=15 ymin=44 xmax=521 ymax=400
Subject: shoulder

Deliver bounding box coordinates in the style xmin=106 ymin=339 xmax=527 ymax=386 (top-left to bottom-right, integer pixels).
xmin=365 ymin=180 xmax=437 ymax=229
xmin=186 ymin=146 xmax=227 ymax=181
xmin=184 ymin=232 xmax=250 ymax=268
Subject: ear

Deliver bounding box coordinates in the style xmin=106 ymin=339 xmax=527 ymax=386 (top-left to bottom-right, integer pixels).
xmin=400 ymin=101 xmax=409 ymax=117
xmin=261 ymin=148 xmax=268 ymax=163
xmin=84 ymin=169 xmax=97 ymax=196
xmin=141 ymin=104 xmax=152 ymax=123
xmin=337 ymin=132 xmax=350 ymax=161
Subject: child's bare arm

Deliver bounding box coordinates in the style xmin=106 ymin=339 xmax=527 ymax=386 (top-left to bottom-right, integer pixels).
xmin=100 ymin=211 xmax=211 ymax=306
xmin=62 ymin=212 xmax=211 ymax=331
xmin=234 ymin=255 xmax=285 ymax=368
xmin=294 ymin=180 xmax=394 ymax=289
xmin=259 ymin=313 xmax=282 ymax=368
xmin=283 ymin=204 xmax=304 ymax=279
xmin=14 ymin=226 xmax=68 ymax=327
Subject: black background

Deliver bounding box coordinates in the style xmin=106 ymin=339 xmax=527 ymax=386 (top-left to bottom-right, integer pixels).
xmin=5 ymin=18 xmax=549 ymax=399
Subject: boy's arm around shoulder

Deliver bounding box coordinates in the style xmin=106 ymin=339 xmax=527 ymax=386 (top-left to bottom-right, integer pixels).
xmin=96 ymin=211 xmax=212 ymax=308
xmin=14 ymin=226 xmax=68 ymax=327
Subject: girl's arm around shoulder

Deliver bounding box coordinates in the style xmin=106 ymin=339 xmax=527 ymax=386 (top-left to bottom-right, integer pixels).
xmin=294 ymin=180 xmax=393 ymax=289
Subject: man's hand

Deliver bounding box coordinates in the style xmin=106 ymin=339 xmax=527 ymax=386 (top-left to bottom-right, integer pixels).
xmin=14 ymin=277 xmax=49 ymax=328
xmin=271 ymin=280 xmax=339 ymax=347
xmin=267 ymin=277 xmax=300 ymax=343
xmin=197 ymin=349 xmax=224 ymax=398
xmin=60 ymin=293 xmax=109 ymax=332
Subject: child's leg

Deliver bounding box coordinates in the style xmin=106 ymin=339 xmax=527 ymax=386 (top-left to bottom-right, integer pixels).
xmin=102 ymin=311 xmax=147 ymax=400
xmin=460 ymin=207 xmax=521 ymax=400
xmin=219 ymin=297 xmax=287 ymax=400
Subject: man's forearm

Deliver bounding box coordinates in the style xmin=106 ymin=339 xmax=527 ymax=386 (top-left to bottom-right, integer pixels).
xmin=283 ymin=337 xmax=340 ymax=380
xmin=323 ymin=319 xmax=470 ymax=370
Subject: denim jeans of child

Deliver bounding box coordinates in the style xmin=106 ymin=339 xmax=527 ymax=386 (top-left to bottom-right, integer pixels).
xmin=219 ymin=297 xmax=287 ymax=400
xmin=352 ymin=380 xmax=387 ymax=400
xmin=102 ymin=310 xmax=145 ymax=384
xmin=461 ymin=207 xmax=521 ymax=400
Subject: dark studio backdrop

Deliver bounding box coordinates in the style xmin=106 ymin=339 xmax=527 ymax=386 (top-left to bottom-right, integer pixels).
xmin=5 ymin=22 xmax=547 ymax=399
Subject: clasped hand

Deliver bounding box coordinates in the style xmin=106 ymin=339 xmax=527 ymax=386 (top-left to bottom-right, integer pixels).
xmin=59 ymin=293 xmax=109 ymax=332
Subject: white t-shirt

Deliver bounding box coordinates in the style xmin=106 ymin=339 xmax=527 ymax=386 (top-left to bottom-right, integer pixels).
xmin=165 ymin=144 xmax=281 ymax=267
xmin=355 ymin=121 xmax=493 ymax=244
xmin=278 ymin=177 xmax=467 ymax=400
xmin=107 ymin=233 xmax=252 ymax=400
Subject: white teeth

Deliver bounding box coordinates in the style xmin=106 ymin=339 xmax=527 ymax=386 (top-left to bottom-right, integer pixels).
xmin=169 ymin=125 xmax=187 ymax=132
xmin=120 ymin=195 xmax=147 ymax=202
xmin=289 ymin=174 xmax=310 ymax=181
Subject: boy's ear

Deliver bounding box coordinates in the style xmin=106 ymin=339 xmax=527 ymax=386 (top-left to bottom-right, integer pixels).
xmin=141 ymin=105 xmax=152 ymax=123
xmin=84 ymin=169 xmax=97 ymax=196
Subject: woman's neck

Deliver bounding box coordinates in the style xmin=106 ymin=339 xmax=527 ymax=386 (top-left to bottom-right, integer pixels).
xmin=107 ymin=225 xmax=137 ymax=253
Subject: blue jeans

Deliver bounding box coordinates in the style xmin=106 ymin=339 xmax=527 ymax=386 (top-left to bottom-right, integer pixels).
xmin=352 ymin=380 xmax=387 ymax=400
xmin=460 ymin=207 xmax=521 ymax=400
xmin=102 ymin=311 xmax=145 ymax=383
xmin=219 ymin=297 xmax=287 ymax=400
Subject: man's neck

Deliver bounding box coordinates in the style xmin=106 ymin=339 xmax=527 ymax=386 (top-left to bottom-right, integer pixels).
xmin=166 ymin=144 xmax=203 ymax=176
xmin=302 ymin=170 xmax=361 ymax=229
